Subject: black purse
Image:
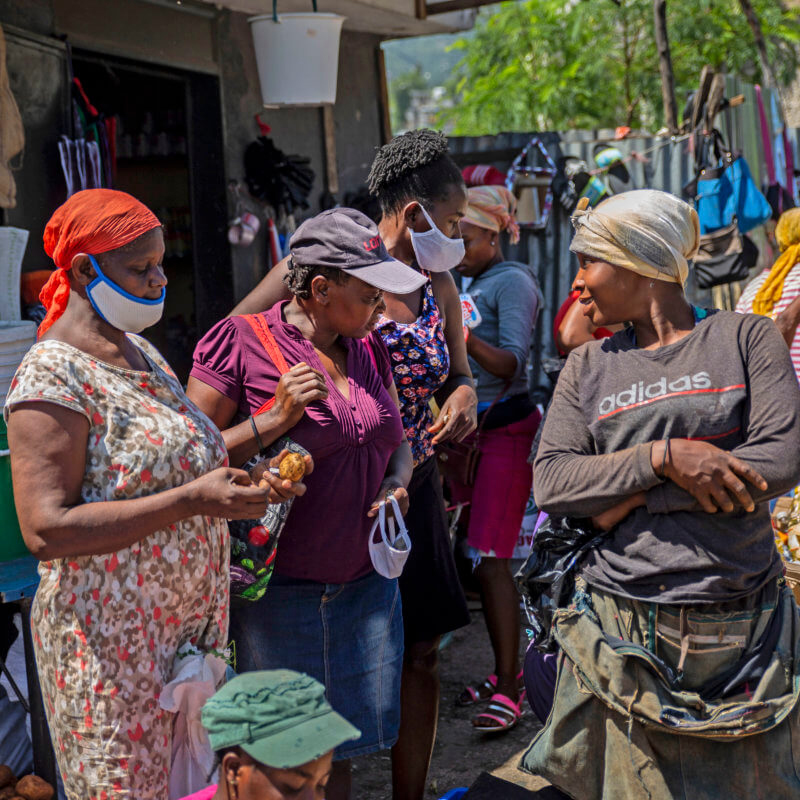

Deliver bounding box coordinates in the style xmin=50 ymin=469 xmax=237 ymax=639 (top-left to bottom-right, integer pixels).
xmin=691 ymin=219 xmax=758 ymax=289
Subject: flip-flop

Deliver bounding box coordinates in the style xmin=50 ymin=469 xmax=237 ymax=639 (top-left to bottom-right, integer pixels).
xmin=472 ymin=693 xmax=522 ymax=733
xmin=457 ymin=670 xmax=525 ymax=707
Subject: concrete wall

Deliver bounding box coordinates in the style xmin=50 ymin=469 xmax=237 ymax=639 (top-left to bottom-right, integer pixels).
xmin=1 ymin=0 xmax=387 ymax=301
xmin=217 ymin=11 xmax=385 ymax=300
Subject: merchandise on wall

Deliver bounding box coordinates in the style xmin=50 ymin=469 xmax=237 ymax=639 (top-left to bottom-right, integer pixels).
xmin=71 ymin=54 xmax=197 ymax=380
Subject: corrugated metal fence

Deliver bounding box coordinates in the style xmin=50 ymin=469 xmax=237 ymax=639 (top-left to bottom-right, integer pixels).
xmin=448 ymin=80 xmax=799 ymax=401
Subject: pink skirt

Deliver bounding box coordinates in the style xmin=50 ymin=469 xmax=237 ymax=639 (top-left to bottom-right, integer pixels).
xmin=450 ymin=409 xmax=540 ymax=558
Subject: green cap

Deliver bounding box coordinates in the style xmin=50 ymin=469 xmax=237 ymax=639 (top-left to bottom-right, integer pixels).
xmin=201 ymin=670 xmax=360 ymax=769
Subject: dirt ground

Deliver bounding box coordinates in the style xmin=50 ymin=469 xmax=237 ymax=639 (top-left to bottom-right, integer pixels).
xmin=351 ymin=603 xmax=554 ymax=798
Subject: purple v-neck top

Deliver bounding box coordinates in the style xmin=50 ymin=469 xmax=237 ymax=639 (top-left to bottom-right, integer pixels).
xmin=191 ymin=301 xmax=404 ymax=584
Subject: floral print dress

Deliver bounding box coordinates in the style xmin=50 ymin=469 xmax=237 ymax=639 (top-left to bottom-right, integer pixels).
xmin=376 ymin=271 xmax=450 ymax=467
xmin=4 ymin=336 xmax=229 ymax=800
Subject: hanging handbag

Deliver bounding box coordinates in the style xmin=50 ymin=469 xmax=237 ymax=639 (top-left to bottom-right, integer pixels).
xmin=689 ymin=130 xmax=771 ymax=235
xmin=227 ymin=314 xmax=310 ymax=607
xmin=435 ymin=384 xmax=509 ymax=487
xmin=691 ymin=219 xmax=758 ymax=289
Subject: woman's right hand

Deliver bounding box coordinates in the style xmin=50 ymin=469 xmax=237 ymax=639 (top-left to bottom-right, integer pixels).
xmin=271 ymin=362 xmax=328 ymax=428
xmin=656 ymin=439 xmax=768 ymax=513
xmin=185 ymin=467 xmax=271 ymax=519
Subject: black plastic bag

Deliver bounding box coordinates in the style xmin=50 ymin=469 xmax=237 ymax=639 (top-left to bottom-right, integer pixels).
xmin=515 ymin=515 xmax=606 ymax=653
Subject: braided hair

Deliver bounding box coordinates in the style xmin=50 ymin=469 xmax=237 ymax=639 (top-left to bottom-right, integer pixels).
xmin=367 ymin=129 xmax=464 ymax=217
xmin=285 ymin=257 xmax=349 ymax=299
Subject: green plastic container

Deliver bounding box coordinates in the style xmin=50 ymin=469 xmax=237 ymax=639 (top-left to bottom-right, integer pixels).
xmin=0 ymin=417 xmax=28 ymax=562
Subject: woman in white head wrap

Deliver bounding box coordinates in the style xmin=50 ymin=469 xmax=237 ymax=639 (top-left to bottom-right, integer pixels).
xmin=520 ymin=189 xmax=800 ymax=798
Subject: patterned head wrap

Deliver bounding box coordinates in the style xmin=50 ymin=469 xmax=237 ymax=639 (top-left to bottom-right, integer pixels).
xmin=752 ymin=208 xmax=800 ymax=317
xmin=569 ymin=189 xmax=700 ymax=287
xmin=39 ymin=189 xmax=161 ymax=337
xmin=463 ymin=186 xmax=521 ymax=245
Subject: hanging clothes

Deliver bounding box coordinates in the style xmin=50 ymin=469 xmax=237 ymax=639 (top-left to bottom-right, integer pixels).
xmin=0 ymin=23 xmax=25 ymax=209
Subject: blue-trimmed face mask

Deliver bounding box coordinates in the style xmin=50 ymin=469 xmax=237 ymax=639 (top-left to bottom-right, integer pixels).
xmin=86 ymin=254 xmax=165 ymax=333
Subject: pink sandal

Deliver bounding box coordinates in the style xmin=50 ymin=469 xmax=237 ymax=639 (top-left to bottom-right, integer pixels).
xmin=457 ymin=671 xmax=525 ymax=707
xmin=472 ymin=692 xmax=523 ymax=733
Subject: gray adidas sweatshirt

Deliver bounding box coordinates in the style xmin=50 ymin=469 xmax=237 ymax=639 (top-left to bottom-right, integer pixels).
xmin=534 ymin=309 xmax=800 ymax=603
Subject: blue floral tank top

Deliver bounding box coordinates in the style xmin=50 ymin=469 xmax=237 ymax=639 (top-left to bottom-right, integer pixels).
xmin=377 ymin=272 xmax=450 ymax=467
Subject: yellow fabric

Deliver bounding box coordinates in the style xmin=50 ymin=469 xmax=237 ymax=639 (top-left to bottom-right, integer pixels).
xmin=752 ymin=209 xmax=800 ymax=317
xmin=569 ymin=189 xmax=700 ymax=287
xmin=463 ymin=186 xmax=520 ymax=245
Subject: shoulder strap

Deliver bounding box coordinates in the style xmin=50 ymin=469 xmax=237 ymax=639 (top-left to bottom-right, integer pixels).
xmin=364 ymin=336 xmax=378 ymax=371
xmin=242 ymin=313 xmax=290 ymax=415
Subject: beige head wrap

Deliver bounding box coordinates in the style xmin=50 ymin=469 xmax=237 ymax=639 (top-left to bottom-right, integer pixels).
xmin=569 ymin=189 xmax=700 ymax=287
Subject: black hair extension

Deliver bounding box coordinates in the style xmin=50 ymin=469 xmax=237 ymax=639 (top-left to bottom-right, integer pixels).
xmin=367 ymin=129 xmax=464 ymax=217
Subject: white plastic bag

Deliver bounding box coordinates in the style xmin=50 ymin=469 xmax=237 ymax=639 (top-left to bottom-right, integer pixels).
xmin=159 ymin=645 xmax=228 ymax=800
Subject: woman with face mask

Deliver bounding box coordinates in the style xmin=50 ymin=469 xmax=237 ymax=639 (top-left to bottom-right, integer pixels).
xmin=229 ymin=130 xmax=475 ymax=800
xmin=4 ymin=189 xmax=307 ymax=800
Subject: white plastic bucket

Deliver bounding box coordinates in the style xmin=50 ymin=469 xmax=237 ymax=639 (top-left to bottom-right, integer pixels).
xmin=249 ymin=13 xmax=345 ymax=106
xmin=0 ymin=227 xmax=29 ymax=321
xmin=0 ymin=320 xmax=36 ymax=403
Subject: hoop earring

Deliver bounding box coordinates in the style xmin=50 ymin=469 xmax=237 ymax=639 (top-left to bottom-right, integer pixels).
xmin=649 ymin=280 xmax=655 ymax=288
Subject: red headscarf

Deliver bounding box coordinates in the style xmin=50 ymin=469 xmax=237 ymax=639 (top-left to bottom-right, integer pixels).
xmin=39 ymin=189 xmax=161 ymax=337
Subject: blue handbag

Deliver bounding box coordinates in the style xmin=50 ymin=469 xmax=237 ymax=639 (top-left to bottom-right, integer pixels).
xmin=692 ymin=132 xmax=771 ymax=234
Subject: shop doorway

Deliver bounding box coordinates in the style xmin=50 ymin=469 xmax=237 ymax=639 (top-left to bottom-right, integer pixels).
xmin=70 ymin=53 xmax=230 ymax=380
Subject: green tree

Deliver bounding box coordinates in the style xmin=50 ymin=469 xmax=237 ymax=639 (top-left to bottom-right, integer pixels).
xmin=440 ymin=0 xmax=799 ymax=135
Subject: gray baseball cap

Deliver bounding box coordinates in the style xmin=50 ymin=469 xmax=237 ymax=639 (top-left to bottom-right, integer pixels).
xmin=290 ymin=207 xmax=426 ymax=294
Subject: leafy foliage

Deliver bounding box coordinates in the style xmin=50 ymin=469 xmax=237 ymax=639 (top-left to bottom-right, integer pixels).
xmin=437 ymin=0 xmax=799 ymax=135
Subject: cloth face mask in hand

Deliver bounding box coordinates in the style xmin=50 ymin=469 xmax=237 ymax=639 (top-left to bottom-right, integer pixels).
xmin=368 ymin=495 xmax=412 ymax=580
xmin=86 ymin=254 xmax=165 ymax=333
xmin=410 ymin=204 xmax=465 ymax=273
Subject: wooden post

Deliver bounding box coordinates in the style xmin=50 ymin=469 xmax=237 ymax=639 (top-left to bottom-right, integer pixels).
xmin=322 ymin=104 xmax=339 ymax=196
xmin=653 ymin=0 xmax=678 ymax=133
xmin=376 ymin=45 xmax=393 ymax=144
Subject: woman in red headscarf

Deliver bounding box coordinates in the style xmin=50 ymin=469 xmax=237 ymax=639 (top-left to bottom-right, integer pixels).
xmin=3 ymin=189 xmax=308 ymax=799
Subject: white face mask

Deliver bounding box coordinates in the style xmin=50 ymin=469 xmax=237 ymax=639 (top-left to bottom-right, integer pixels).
xmin=410 ymin=204 xmax=465 ymax=273
xmin=86 ymin=254 xmax=165 ymax=333
xmin=368 ymin=495 xmax=412 ymax=580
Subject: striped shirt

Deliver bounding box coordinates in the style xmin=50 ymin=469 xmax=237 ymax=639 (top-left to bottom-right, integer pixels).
xmin=736 ymin=266 xmax=800 ymax=383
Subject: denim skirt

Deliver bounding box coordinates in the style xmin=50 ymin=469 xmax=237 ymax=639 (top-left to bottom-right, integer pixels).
xmin=229 ymin=569 xmax=404 ymax=759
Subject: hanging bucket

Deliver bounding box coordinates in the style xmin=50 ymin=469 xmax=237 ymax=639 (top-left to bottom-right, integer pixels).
xmin=0 ymin=320 xmax=36 ymax=403
xmin=249 ymin=12 xmax=345 ymax=106
xmin=0 ymin=417 xmax=27 ymax=562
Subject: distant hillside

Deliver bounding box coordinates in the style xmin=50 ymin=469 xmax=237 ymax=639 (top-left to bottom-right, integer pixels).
xmin=382 ymin=33 xmax=469 ymax=87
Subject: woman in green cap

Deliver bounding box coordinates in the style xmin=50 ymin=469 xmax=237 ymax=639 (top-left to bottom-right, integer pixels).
xmin=181 ymin=670 xmax=360 ymax=800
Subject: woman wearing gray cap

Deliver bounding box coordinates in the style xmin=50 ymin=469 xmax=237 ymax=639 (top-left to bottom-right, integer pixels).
xmin=186 ymin=208 xmax=420 ymax=799
xmin=180 ymin=669 xmax=360 ymax=800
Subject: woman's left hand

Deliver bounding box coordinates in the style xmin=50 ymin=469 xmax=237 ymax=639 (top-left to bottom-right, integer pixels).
xmin=368 ymin=481 xmax=410 ymax=520
xmin=591 ymin=492 xmax=646 ymax=531
xmin=250 ymin=449 xmax=314 ymax=503
xmin=429 ymin=384 xmax=478 ymax=444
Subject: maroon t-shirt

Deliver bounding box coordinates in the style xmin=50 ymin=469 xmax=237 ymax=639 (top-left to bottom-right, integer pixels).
xmin=191 ymin=301 xmax=404 ymax=584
